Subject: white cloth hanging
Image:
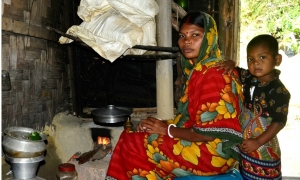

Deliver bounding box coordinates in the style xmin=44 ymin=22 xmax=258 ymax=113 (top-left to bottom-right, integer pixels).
xmin=59 ymin=0 xmax=159 ymax=62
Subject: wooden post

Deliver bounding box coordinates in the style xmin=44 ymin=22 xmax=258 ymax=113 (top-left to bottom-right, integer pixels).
xmin=218 ymin=0 xmax=239 ymax=62
xmin=155 ymin=0 xmax=174 ymax=120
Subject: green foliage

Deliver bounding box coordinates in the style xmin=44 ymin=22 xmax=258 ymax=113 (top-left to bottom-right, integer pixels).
xmin=28 ymin=131 xmax=42 ymax=140
xmin=240 ymin=0 xmax=300 ymax=54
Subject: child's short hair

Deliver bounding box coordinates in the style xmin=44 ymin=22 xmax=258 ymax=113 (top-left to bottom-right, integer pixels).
xmin=247 ymin=34 xmax=279 ymax=56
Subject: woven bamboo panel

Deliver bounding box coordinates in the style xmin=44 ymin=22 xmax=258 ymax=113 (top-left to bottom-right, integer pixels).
xmin=1 ymin=0 xmax=76 ymax=131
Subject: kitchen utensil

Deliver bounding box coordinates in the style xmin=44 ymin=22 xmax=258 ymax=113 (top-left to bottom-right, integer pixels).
xmin=2 ymin=127 xmax=47 ymax=158
xmin=91 ymin=105 xmax=132 ymax=124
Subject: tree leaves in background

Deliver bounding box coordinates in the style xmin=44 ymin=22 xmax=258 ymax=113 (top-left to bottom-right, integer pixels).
xmin=240 ymin=0 xmax=300 ymax=55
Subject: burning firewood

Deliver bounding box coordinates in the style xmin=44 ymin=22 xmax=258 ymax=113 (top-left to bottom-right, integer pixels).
xmin=78 ymin=143 xmax=112 ymax=164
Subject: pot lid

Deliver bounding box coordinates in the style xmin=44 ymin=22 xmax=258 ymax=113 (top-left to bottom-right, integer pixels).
xmin=91 ymin=105 xmax=131 ymax=117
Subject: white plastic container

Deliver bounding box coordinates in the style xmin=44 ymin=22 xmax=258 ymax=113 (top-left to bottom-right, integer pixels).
xmin=56 ymin=163 xmax=78 ymax=180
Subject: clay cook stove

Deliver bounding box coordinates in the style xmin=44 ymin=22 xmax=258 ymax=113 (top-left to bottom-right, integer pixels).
xmin=76 ymin=129 xmax=113 ymax=164
xmin=46 ymin=107 xmax=157 ymax=179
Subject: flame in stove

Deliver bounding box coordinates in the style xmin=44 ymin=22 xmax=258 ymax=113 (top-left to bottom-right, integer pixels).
xmin=97 ymin=136 xmax=110 ymax=145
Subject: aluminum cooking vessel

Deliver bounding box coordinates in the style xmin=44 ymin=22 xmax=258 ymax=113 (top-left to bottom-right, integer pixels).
xmin=91 ymin=105 xmax=132 ymax=124
xmin=2 ymin=126 xmax=47 ymax=158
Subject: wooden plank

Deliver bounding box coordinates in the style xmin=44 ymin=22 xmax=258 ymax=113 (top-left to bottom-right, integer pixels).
xmin=28 ymin=25 xmax=42 ymax=38
xmin=22 ymin=69 xmax=30 ymax=80
xmin=42 ymin=111 xmax=50 ymax=128
xmin=17 ymin=36 xmax=25 ymax=60
xmin=41 ymin=89 xmax=52 ymax=100
xmin=13 ymin=79 xmax=23 ymax=91
xmin=2 ymin=17 xmax=14 ymax=31
xmin=218 ymin=0 xmax=235 ymax=61
xmin=11 ymin=0 xmax=29 ymax=10
xmin=3 ymin=0 xmax=12 ymax=5
xmin=28 ymin=60 xmax=36 ymax=70
xmin=2 ymin=34 xmax=10 ymax=44
xmin=15 ymin=92 xmax=23 ymax=124
xmin=12 ymin=19 xmax=29 ymax=35
xmin=2 ymin=35 xmax=10 ymax=70
xmin=34 ymin=113 xmax=43 ymax=130
xmin=2 ymin=105 xmax=8 ymax=130
xmin=22 ymin=80 xmax=30 ymax=114
xmin=2 ymin=4 xmax=24 ymax=22
xmin=233 ymin=0 xmax=240 ymax=63
xmin=41 ymin=50 xmax=48 ymax=79
xmin=45 ymin=0 xmax=51 ymax=7
xmin=24 ymin=36 xmax=30 ymax=47
xmin=2 ymin=54 xmax=10 ymax=70
xmin=41 ymin=0 xmax=48 ymax=18
xmin=20 ymin=114 xmax=29 ymax=127
xmin=2 ymin=92 xmax=11 ymax=105
xmin=24 ymin=50 xmax=41 ymax=60
xmin=9 ymin=103 xmax=18 ymax=126
xmin=35 ymin=59 xmax=43 ymax=100
xmin=46 ymin=8 xmax=55 ymax=21
xmin=57 ymin=78 xmax=63 ymax=98
xmin=29 ymin=0 xmax=41 ymax=26
xmin=24 ymin=10 xmax=30 ymax=24
xmin=41 ymin=16 xmax=53 ymax=28
xmin=9 ymin=35 xmax=17 ymax=69
xmin=55 ymin=51 xmax=67 ymax=63
xmin=48 ymin=47 xmax=54 ymax=68
xmin=52 ymin=88 xmax=58 ymax=115
xmin=41 ymin=79 xmax=57 ymax=89
xmin=28 ymin=37 xmax=46 ymax=49
xmin=46 ymin=70 xmax=63 ymax=79
xmin=28 ymin=102 xmax=43 ymax=113
xmin=2 ymin=17 xmax=59 ymax=41
xmin=6 ymin=105 xmax=15 ymax=127
xmin=10 ymin=91 xmax=16 ymax=104
xmin=17 ymin=60 xmax=30 ymax=70
xmin=29 ymin=70 xmax=36 ymax=101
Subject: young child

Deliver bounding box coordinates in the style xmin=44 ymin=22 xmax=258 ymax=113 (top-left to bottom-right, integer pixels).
xmin=219 ymin=34 xmax=290 ymax=179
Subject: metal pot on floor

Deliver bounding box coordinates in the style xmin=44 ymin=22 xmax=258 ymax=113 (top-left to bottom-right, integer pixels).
xmin=2 ymin=126 xmax=47 ymax=179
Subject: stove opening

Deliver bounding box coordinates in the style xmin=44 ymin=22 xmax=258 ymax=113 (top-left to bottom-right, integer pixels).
xmin=90 ymin=128 xmax=111 ymax=146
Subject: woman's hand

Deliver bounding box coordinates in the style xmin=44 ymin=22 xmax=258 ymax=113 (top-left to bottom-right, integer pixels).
xmin=215 ymin=60 xmax=236 ymax=75
xmin=241 ymin=138 xmax=261 ymax=154
xmin=136 ymin=117 xmax=168 ymax=135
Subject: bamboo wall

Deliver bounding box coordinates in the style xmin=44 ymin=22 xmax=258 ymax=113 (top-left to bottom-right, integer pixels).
xmin=1 ymin=0 xmax=77 ymax=131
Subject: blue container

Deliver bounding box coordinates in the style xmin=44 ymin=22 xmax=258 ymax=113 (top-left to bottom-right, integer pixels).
xmin=174 ymin=168 xmax=243 ymax=180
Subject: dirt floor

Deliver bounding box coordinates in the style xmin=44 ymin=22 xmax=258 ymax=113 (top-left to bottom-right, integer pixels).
xmin=278 ymin=105 xmax=300 ymax=178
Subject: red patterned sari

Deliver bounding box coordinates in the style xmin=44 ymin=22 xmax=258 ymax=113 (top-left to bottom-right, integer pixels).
xmin=107 ymin=12 xmax=244 ymax=180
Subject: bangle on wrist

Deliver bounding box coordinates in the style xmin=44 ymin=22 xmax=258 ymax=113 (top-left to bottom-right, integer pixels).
xmin=167 ymin=124 xmax=176 ymax=138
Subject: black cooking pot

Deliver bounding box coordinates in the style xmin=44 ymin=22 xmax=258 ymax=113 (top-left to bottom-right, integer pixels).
xmin=91 ymin=105 xmax=132 ymax=125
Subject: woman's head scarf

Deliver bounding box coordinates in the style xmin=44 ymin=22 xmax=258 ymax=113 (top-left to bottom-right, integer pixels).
xmin=180 ymin=11 xmax=223 ymax=76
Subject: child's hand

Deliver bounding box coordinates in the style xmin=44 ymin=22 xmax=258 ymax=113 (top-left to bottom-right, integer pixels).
xmin=215 ymin=60 xmax=236 ymax=75
xmin=241 ymin=138 xmax=261 ymax=154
